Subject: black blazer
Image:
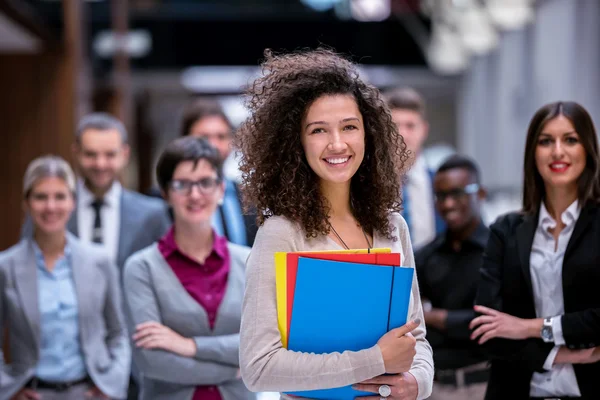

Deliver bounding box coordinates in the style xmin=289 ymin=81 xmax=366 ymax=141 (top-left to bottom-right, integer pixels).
xmin=475 ymin=202 xmax=600 ymax=400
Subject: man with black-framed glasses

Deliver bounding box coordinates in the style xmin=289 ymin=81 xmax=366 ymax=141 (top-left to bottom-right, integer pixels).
xmin=415 ymin=155 xmax=490 ymax=400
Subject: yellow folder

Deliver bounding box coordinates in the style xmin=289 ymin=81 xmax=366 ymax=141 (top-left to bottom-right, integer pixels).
xmin=275 ymin=248 xmax=391 ymax=348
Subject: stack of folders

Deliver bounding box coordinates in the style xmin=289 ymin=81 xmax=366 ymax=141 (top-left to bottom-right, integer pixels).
xmin=275 ymin=248 xmax=414 ymax=400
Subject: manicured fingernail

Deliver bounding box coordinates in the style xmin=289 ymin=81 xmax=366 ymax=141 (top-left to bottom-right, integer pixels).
xmin=413 ymin=318 xmax=421 ymax=325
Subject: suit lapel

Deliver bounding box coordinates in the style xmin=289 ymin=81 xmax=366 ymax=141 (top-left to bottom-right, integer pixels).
xmin=69 ymin=235 xmax=90 ymax=341
xmin=67 ymin=206 xmax=78 ymax=236
xmin=565 ymin=202 xmax=596 ymax=260
xmin=117 ymin=190 xmax=136 ymax=268
xmin=14 ymin=240 xmax=41 ymax=347
xmin=515 ymin=213 xmax=537 ymax=299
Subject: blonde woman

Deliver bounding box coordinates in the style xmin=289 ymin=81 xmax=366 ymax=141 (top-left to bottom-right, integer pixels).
xmin=0 ymin=155 xmax=130 ymax=400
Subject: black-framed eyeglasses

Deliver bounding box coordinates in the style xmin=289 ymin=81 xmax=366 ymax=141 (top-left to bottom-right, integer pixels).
xmin=169 ymin=178 xmax=221 ymax=195
xmin=434 ymin=183 xmax=480 ymax=203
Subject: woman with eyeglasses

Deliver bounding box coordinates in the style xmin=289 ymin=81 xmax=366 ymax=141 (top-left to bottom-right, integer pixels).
xmin=470 ymin=102 xmax=600 ymax=399
xmin=123 ymin=137 xmax=255 ymax=400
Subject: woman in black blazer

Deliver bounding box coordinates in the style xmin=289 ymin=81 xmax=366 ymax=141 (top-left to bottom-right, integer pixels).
xmin=470 ymin=101 xmax=600 ymax=400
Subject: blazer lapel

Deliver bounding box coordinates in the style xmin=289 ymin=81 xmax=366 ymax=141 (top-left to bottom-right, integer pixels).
xmin=68 ymin=188 xmax=79 ymax=236
xmin=515 ymin=213 xmax=537 ymax=298
xmin=67 ymin=208 xmax=78 ymax=236
xmin=69 ymin=235 xmax=90 ymax=341
xmin=14 ymin=240 xmax=41 ymax=347
xmin=565 ymin=202 xmax=596 ymax=260
xmin=117 ymin=190 xmax=136 ymax=268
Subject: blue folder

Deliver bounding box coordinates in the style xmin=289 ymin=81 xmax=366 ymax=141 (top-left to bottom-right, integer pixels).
xmin=285 ymin=257 xmax=414 ymax=400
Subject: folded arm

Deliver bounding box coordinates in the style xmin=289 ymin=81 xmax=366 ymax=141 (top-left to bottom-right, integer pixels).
xmin=473 ymin=222 xmax=553 ymax=372
xmin=123 ymin=256 xmax=238 ymax=385
xmin=239 ymin=218 xmax=386 ymax=393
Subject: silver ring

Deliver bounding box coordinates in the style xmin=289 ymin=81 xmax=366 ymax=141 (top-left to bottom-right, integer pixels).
xmin=378 ymin=384 xmax=391 ymax=398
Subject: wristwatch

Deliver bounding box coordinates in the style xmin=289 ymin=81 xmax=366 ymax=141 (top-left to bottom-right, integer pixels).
xmin=541 ymin=317 xmax=554 ymax=343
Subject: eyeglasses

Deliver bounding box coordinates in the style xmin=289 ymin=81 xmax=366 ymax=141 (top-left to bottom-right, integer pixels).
xmin=169 ymin=178 xmax=221 ymax=195
xmin=434 ymin=183 xmax=480 ymax=203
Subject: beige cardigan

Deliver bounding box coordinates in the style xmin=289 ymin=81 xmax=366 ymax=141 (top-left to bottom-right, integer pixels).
xmin=239 ymin=214 xmax=434 ymax=399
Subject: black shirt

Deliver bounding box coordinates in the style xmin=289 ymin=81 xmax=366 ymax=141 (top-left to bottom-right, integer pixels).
xmin=415 ymin=222 xmax=490 ymax=370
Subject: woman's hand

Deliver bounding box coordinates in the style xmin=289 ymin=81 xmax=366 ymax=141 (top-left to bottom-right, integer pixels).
xmin=133 ymin=321 xmax=197 ymax=357
xmin=85 ymin=386 xmax=110 ymax=399
xmin=555 ymin=346 xmax=600 ymax=365
xmin=377 ymin=319 xmax=419 ymax=374
xmin=469 ymin=305 xmax=542 ymax=344
xmin=10 ymin=389 xmax=40 ymax=400
xmin=352 ymin=372 xmax=418 ymax=400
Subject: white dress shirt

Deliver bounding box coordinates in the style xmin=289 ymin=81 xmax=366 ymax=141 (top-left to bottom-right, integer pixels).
xmin=529 ymin=199 xmax=581 ymax=397
xmin=407 ymin=155 xmax=436 ymax=249
xmin=77 ymin=180 xmax=122 ymax=264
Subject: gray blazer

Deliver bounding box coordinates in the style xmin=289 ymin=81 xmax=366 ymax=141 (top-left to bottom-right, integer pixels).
xmin=0 ymin=234 xmax=131 ymax=400
xmin=22 ymin=188 xmax=171 ymax=271
xmin=123 ymin=242 xmax=256 ymax=400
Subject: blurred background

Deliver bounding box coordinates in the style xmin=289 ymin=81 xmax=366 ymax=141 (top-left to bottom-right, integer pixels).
xmin=1 ymin=0 xmax=599 ymax=252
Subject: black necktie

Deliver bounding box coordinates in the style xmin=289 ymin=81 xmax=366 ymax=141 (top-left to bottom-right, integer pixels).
xmin=91 ymin=199 xmax=104 ymax=244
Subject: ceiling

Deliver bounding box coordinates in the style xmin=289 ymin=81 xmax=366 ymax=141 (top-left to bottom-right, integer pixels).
xmin=0 ymin=10 xmax=40 ymax=52
xmin=23 ymin=0 xmax=429 ymax=70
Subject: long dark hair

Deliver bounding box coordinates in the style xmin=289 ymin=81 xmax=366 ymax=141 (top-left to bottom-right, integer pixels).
xmin=522 ymin=101 xmax=600 ymax=214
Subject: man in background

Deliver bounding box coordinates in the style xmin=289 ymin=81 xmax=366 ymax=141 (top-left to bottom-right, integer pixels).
xmin=24 ymin=113 xmax=170 ymax=272
xmin=71 ymin=113 xmax=170 ymax=270
xmin=386 ymin=87 xmax=445 ymax=249
xmin=415 ymin=155 xmax=490 ymax=400
xmin=179 ymin=98 xmax=257 ymax=247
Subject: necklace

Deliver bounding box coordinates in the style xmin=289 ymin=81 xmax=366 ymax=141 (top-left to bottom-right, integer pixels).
xmin=329 ymin=222 xmax=372 ymax=250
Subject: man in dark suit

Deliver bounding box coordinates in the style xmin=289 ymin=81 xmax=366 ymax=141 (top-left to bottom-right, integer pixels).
xmin=385 ymin=87 xmax=445 ymax=250
xmin=150 ymin=98 xmax=257 ymax=247
xmin=415 ymin=155 xmax=489 ymax=400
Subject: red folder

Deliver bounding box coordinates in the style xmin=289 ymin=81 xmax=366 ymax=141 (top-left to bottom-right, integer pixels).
xmin=285 ymin=252 xmax=401 ymax=335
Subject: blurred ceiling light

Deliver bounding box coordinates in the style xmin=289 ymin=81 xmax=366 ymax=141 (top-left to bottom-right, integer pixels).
xmin=300 ymin=0 xmax=342 ymax=12
xmin=485 ymin=0 xmax=534 ymax=30
xmin=427 ymin=24 xmax=469 ymax=75
xmin=181 ymin=66 xmax=262 ymax=94
xmin=94 ymin=30 xmax=152 ymax=58
xmin=456 ymin=3 xmax=499 ymax=55
xmin=350 ymin=0 xmax=391 ymax=22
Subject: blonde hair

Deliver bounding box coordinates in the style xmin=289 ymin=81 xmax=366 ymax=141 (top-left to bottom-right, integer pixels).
xmin=23 ymin=155 xmax=76 ymax=198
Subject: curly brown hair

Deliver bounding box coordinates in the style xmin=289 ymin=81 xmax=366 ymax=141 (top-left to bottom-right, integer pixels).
xmin=235 ymin=48 xmax=409 ymax=240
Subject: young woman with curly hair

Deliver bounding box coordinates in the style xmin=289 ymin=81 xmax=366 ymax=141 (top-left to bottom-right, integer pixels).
xmin=237 ymin=49 xmax=433 ymax=400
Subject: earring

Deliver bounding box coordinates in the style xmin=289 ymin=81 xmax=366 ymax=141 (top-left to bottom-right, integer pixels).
xmin=217 ymin=198 xmax=224 ymax=206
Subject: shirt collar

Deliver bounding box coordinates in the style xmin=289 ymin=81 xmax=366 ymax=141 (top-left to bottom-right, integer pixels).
xmin=159 ymin=226 xmax=228 ymax=260
xmin=78 ymin=178 xmax=122 ymax=207
xmin=431 ymin=221 xmax=489 ymax=251
xmin=469 ymin=222 xmax=490 ymax=248
xmin=407 ymin=155 xmax=428 ymax=179
xmin=538 ymin=199 xmax=581 ymax=231
xmin=32 ymin=235 xmax=72 ymax=269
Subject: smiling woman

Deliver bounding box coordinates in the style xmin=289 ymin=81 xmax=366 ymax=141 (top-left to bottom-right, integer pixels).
xmin=301 ymin=95 xmax=365 ymax=188
xmin=0 ymin=155 xmax=131 ymax=400
xmin=236 ymin=49 xmax=410 ymax=240
xmin=123 ymin=136 xmax=255 ymax=400
xmin=236 ymin=48 xmax=434 ymax=400
xmin=471 ymin=101 xmax=600 ymax=399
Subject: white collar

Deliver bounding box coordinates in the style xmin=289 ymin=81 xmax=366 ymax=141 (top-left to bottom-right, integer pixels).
xmin=538 ymin=198 xmax=580 ymax=231
xmin=407 ymin=155 xmax=428 ymax=178
xmin=78 ymin=179 xmax=122 ymax=207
